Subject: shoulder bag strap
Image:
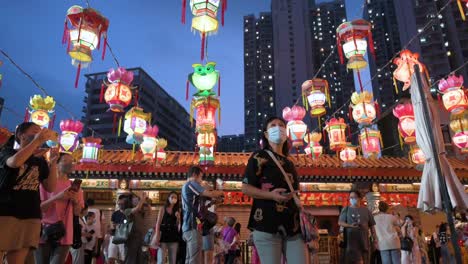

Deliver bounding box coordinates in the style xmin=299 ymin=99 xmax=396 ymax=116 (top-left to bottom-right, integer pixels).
xmin=265 ymin=150 xmax=301 ymax=208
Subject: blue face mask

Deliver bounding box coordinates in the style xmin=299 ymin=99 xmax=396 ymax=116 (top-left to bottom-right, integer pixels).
xmin=350 ymin=198 xmax=358 ymax=206
xmin=267 ymin=126 xmax=287 ymax=144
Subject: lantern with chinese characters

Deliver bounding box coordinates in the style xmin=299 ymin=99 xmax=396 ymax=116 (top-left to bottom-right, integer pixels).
xmin=197 ymin=130 xmax=217 ymax=147
xmin=140 ymin=125 xmax=159 ymax=160
xmin=301 ymin=78 xmax=330 ymax=118
xmin=187 ymin=62 xmax=220 ymax=99
xmin=359 ymin=126 xmax=383 ymax=159
xmin=156 ymin=138 xmax=168 ymax=162
xmin=304 ymin=132 xmax=323 ymax=159
xmin=336 ymin=19 xmax=374 ymax=70
xmin=197 ymin=128 xmax=217 ymax=166
xmin=81 ymin=137 xmax=102 ymax=163
xmin=63 ymin=5 xmax=109 ymax=88
xmin=392 ymin=102 xmax=416 ymax=144
xmin=103 ymin=67 xmax=134 ymax=113
xmin=339 ymin=144 xmax=357 ymax=165
xmin=410 ymin=145 xmax=426 ymax=164
xmin=191 ymin=96 xmax=220 ymax=130
xmin=350 ymin=91 xmax=377 ymax=126
xmin=124 ymin=107 xmax=151 ymax=145
xmin=182 ymin=0 xmax=227 ymax=60
xmin=324 ymin=118 xmax=347 ymax=151
xmin=450 ymin=112 xmax=468 ymax=153
xmin=27 ymin=95 xmax=56 ymax=129
xmin=59 ymin=120 xmax=83 ymax=154
xmin=393 ymin=50 xmax=427 ymax=91
xmin=283 ymin=106 xmax=307 ymax=148
xmin=438 ymin=75 xmax=468 ymax=115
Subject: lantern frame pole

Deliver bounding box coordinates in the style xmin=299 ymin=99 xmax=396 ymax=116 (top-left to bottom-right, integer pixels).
xmin=413 ymin=64 xmax=462 ymax=264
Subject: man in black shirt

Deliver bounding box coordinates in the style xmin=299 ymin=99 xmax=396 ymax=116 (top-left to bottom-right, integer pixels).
xmin=108 ymin=195 xmax=129 ymax=264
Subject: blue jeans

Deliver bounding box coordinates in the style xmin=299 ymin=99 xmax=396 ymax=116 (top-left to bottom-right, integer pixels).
xmin=253 ymin=231 xmax=306 ymax=264
xmin=380 ymin=249 xmax=401 ymax=264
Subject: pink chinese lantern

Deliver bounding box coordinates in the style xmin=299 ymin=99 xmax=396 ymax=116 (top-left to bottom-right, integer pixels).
xmin=301 ymin=79 xmax=330 ymax=119
xmin=140 ymin=125 xmax=159 ymax=160
xmin=81 ymin=137 xmax=102 ymax=163
xmin=191 ymin=96 xmax=220 ymax=131
xmin=102 ymin=67 xmax=134 ymax=113
xmin=393 ymin=50 xmax=428 ymax=92
xmin=283 ymin=105 xmax=307 ymax=148
xmin=438 ymin=75 xmax=468 ymax=115
xmin=410 ymin=145 xmax=426 ymax=165
xmin=304 ymin=132 xmax=323 ymax=159
xmin=392 ymin=102 xmax=416 ymax=145
xmin=324 ymin=118 xmax=348 ymax=152
xmin=59 ymin=120 xmax=83 ymax=154
xmin=339 ymin=144 xmax=357 ymax=166
xmin=450 ymin=112 xmax=468 ymax=153
xmin=350 ymin=91 xmax=377 ymax=126
xmin=359 ymin=126 xmax=382 ymax=159
xmin=336 ymin=19 xmax=374 ymax=70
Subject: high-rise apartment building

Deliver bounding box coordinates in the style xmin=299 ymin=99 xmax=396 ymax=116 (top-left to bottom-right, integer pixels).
xmin=243 ymin=13 xmax=275 ymax=151
xmin=82 ymin=68 xmax=195 ymax=151
xmin=217 ymin=134 xmax=245 ymax=153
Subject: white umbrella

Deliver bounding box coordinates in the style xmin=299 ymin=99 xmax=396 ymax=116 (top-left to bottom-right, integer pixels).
xmin=410 ymin=70 xmax=468 ymax=212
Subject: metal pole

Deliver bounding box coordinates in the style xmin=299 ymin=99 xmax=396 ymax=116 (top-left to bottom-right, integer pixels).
xmin=413 ymin=64 xmax=462 ymax=264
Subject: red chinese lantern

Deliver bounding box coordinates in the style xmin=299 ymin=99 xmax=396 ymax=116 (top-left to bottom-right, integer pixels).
xmin=59 ymin=119 xmax=83 ymax=154
xmin=283 ymin=105 xmax=307 ymax=148
xmin=438 ymin=75 xmax=468 ymax=115
xmin=410 ymin=145 xmax=426 ymax=165
xmin=393 ymin=50 xmax=428 ymax=92
xmin=324 ymin=118 xmax=348 ymax=152
xmin=191 ymin=96 xmax=220 ymax=131
xmin=63 ymin=5 xmax=109 ymax=88
xmin=350 ymin=91 xmax=377 ymax=126
xmin=450 ymin=112 xmax=468 ymax=153
xmin=102 ymin=67 xmax=134 ymax=113
xmin=304 ymin=132 xmax=323 ymax=159
xmin=336 ymin=19 xmax=374 ymax=70
xmin=339 ymin=144 xmax=357 ymax=165
xmin=392 ymin=102 xmax=416 ymax=144
xmin=301 ymin=79 xmax=330 ymax=119
xmin=359 ymin=126 xmax=382 ymax=159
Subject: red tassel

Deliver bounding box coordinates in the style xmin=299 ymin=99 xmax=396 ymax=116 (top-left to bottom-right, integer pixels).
xmin=134 ymin=89 xmax=139 ymax=106
xmin=99 ymin=83 xmax=105 ymax=103
xmin=348 ymin=106 xmax=353 ymax=121
xmin=182 ymin=0 xmax=187 ymax=24
xmin=337 ymin=36 xmax=344 ymax=64
xmin=66 ymin=33 xmax=71 ymax=53
xmin=102 ymin=37 xmax=107 ymax=60
xmin=368 ymin=30 xmax=375 ymax=59
xmin=375 ymin=102 xmax=381 ymax=118
xmin=186 ymin=80 xmax=190 ymax=100
xmin=357 ymin=70 xmax=364 ymax=92
xmin=322 ymin=130 xmax=327 ymax=143
xmin=112 ymin=114 xmax=117 ymax=134
xmin=221 ymin=0 xmax=226 ymax=26
xmin=347 ymin=127 xmax=351 ymax=139
xmin=77 ymin=15 xmax=83 ymax=44
xmin=62 ymin=20 xmax=68 ymax=45
xmin=49 ymin=114 xmax=56 ymax=129
xmin=201 ymin=33 xmax=206 ymax=61
xmin=97 ymin=30 xmax=102 ymax=50
xmin=218 ymin=75 xmax=221 ymax=96
xmin=75 ymin=63 xmax=82 ymax=88
xmin=24 ymin=109 xmax=30 ymax=122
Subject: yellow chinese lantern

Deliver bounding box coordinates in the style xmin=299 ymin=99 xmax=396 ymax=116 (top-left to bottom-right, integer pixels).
xmin=438 ymin=75 xmax=468 ymax=115
xmin=324 ymin=118 xmax=348 ymax=152
xmin=27 ymin=95 xmax=56 ymax=129
xmin=156 ymin=138 xmax=168 ymax=162
xmin=301 ymin=79 xmax=330 ymax=118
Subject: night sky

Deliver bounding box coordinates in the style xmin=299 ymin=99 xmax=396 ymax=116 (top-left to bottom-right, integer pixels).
xmin=0 ymin=0 xmax=366 ymax=135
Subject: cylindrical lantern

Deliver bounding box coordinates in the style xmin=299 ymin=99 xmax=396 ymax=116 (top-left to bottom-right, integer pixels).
xmin=191 ymin=96 xmax=220 ymax=131
xmin=28 ymin=95 xmax=56 ymax=128
xmin=336 ymin=19 xmax=374 ymax=70
xmin=140 ymin=125 xmax=159 ymax=160
xmin=81 ymin=137 xmax=102 ymax=163
xmin=197 ymin=130 xmax=217 ymax=147
xmin=324 ymin=118 xmax=348 ymax=151
xmin=304 ymin=132 xmax=323 ymax=159
xmin=104 ymin=67 xmax=134 ymax=112
xmin=351 ymin=91 xmax=377 ymax=126
xmin=438 ymin=75 xmax=468 ymax=115
xmin=301 ymin=79 xmax=330 ymax=117
xmin=199 ymin=146 xmax=215 ymax=166
xmin=392 ymin=102 xmax=416 ymax=144
xmin=359 ymin=126 xmax=383 ymax=159
xmin=283 ymin=105 xmax=307 ymax=148
xmin=156 ymin=138 xmax=168 ymax=162
xmin=59 ymin=120 xmax=83 ymax=154
xmin=124 ymin=107 xmax=151 ymax=140
xmin=450 ymin=112 xmax=468 ymax=153
xmin=339 ymin=144 xmax=357 ymax=163
xmin=410 ymin=145 xmax=426 ymax=165
xmin=393 ymin=50 xmax=426 ymax=91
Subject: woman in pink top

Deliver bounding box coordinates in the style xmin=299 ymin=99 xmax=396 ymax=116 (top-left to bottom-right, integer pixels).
xmin=35 ymin=153 xmax=84 ymax=264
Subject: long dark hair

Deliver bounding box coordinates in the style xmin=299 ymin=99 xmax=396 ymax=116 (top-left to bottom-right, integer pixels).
xmin=164 ymin=191 xmax=180 ymax=212
xmin=1 ymin=122 xmax=37 ymax=150
xmin=261 ymin=116 xmax=290 ymax=156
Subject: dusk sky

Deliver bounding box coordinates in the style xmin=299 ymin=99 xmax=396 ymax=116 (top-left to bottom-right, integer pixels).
xmin=0 ymin=0 xmax=366 ymax=136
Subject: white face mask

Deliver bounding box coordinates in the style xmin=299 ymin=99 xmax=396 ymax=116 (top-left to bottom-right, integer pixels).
xmin=350 ymin=198 xmax=358 ymax=206
xmin=267 ymin=126 xmax=287 ymax=144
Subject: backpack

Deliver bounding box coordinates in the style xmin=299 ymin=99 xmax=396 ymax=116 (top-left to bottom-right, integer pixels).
xmin=196 ymin=196 xmax=218 ymax=236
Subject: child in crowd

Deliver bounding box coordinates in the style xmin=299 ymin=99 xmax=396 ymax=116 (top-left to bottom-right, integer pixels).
xmin=101 ymin=225 xmax=112 ymax=264
xmin=83 ymin=212 xmax=97 ymax=264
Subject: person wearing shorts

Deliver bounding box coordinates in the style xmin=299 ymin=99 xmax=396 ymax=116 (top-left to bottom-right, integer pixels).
xmin=108 ymin=195 xmax=130 ymax=263
xmin=202 ymin=229 xmax=215 ymax=264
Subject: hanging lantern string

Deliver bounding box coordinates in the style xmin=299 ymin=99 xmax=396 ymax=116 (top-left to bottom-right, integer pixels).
xmin=105 ymin=41 xmax=120 ymax=67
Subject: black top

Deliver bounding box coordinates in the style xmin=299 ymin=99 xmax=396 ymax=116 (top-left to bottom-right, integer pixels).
xmin=242 ymin=149 xmax=300 ymax=236
xmin=160 ymin=208 xmax=179 ymax=243
xmin=111 ymin=210 xmax=126 ymax=224
xmin=0 ymin=149 xmax=49 ymax=219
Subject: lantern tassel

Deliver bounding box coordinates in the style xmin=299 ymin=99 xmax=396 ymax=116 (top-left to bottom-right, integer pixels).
xmin=66 ymin=33 xmax=71 ymax=53
xmin=74 ymin=63 xmax=82 ymax=88
xmin=134 ymin=89 xmax=139 ymax=106
xmin=348 ymin=106 xmax=353 ymax=121
xmin=318 ymin=118 xmax=321 ymax=130
xmin=393 ymin=77 xmax=399 ymax=94
xmin=186 ymin=80 xmax=190 ymax=100
xmin=99 ymin=83 xmax=105 ymax=103
xmin=182 ymin=0 xmax=187 ymax=24
xmin=375 ymin=101 xmax=381 ymax=118
xmin=326 ymin=85 xmax=331 ymax=108
xmin=24 ymin=108 xmax=30 ymax=122
xmin=398 ymin=134 xmax=404 ymax=150
xmin=218 ymin=75 xmax=221 ymax=96
xmin=97 ymin=30 xmax=102 ymax=50
xmin=322 ymin=130 xmax=327 ymax=143
xmin=337 ymin=36 xmax=344 ymax=64
xmin=132 ymin=143 xmax=136 ymax=160
xmin=62 ymin=20 xmax=68 ymax=45
xmin=221 ymin=0 xmax=226 ymax=26
xmin=368 ymin=29 xmax=376 ymax=59
xmin=117 ymin=116 xmax=122 ymax=137
xmin=357 ymin=69 xmax=364 ymax=92
xmin=201 ymin=33 xmax=206 ymax=61
xmin=49 ymin=114 xmax=56 ymax=129
xmin=302 ymin=94 xmax=308 ymax=110
xmin=112 ymin=114 xmax=117 ymax=134
xmin=457 ymin=0 xmax=466 ymax=21
xmin=102 ymin=37 xmax=107 ymax=60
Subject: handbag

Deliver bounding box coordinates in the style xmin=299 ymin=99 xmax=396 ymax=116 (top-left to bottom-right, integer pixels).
xmin=196 ymin=195 xmax=218 ymax=236
xmin=41 ymin=200 xmax=71 ymax=247
xmin=71 ymin=215 xmax=83 ymax=249
xmin=112 ymin=210 xmax=134 ymax=244
xmin=400 ymin=236 xmax=414 ymax=252
xmin=265 ymin=150 xmax=319 ymax=244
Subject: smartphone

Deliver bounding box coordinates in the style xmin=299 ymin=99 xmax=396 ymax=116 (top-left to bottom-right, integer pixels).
xmin=70 ymin=179 xmax=82 ymax=192
xmin=281 ymin=192 xmax=291 ymax=196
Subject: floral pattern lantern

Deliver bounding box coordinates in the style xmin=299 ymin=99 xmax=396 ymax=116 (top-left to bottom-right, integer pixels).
xmin=450 ymin=112 xmax=468 ymax=153
xmin=191 ymin=96 xmax=220 ymax=130
xmin=324 ymin=118 xmax=348 ymax=152
xmin=63 ymin=5 xmax=109 ymax=88
xmin=81 ymin=137 xmax=102 ymax=163
xmin=27 ymin=95 xmax=56 ymax=129
xmin=393 ymin=50 xmax=427 ymax=91
xmin=350 ymin=91 xmax=377 ymax=126
xmin=392 ymin=102 xmax=416 ymax=144
xmin=156 ymin=138 xmax=168 ymax=162
xmin=359 ymin=126 xmax=383 ymax=159
xmin=301 ymin=78 xmax=330 ymax=118
xmin=103 ymin=67 xmax=134 ymax=113
xmin=124 ymin=107 xmax=151 ymax=145
xmin=283 ymin=106 xmax=307 ymax=148
xmin=140 ymin=125 xmax=159 ymax=160
xmin=59 ymin=120 xmax=83 ymax=154
xmin=438 ymin=75 xmax=468 ymax=115
xmin=304 ymin=132 xmax=323 ymax=159
xmin=336 ymin=19 xmax=374 ymax=70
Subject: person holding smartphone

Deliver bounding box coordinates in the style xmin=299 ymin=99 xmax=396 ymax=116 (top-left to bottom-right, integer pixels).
xmin=36 ymin=153 xmax=84 ymax=264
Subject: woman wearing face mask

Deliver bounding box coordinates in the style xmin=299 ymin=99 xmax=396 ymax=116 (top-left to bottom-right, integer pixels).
xmin=401 ymin=215 xmax=422 ymax=264
xmin=124 ymin=192 xmax=150 ymax=264
xmin=338 ymin=190 xmax=378 ymax=264
xmin=151 ymin=191 xmax=181 ymax=264
xmin=35 ymin=153 xmax=84 ymax=264
xmin=242 ymin=117 xmax=305 ymax=264
xmin=0 ymin=122 xmax=59 ymax=263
